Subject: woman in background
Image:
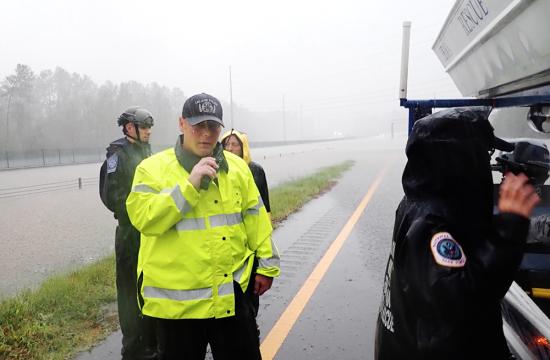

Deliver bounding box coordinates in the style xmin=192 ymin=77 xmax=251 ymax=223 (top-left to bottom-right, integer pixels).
xmin=221 ymin=130 xmax=271 ymax=215
xmin=221 ymin=129 xmax=271 ymax=325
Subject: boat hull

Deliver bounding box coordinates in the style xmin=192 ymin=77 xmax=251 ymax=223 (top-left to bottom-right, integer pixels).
xmin=433 ymin=0 xmax=550 ymax=97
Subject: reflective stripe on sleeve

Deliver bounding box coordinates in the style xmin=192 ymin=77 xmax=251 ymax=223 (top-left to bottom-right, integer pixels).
xmin=246 ymin=196 xmax=264 ymax=215
xmin=271 ymin=238 xmax=280 ymax=258
xmin=143 ymin=286 xmax=212 ymax=301
xmin=133 ymin=184 xmax=191 ymax=214
xmin=163 ymin=185 xmax=191 ymax=214
xmin=258 ymin=256 xmax=280 ymax=269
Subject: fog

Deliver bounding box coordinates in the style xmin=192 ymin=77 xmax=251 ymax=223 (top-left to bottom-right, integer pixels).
xmin=0 ymin=0 xmax=460 ymax=153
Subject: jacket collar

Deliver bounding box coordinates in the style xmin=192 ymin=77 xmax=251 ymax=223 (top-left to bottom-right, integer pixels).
xmin=174 ymin=135 xmax=228 ymax=174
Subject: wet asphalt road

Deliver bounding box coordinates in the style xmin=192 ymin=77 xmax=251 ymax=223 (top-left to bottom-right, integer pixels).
xmin=0 ymin=134 xmax=408 ymax=359
xmin=73 ymin=135 xmax=407 ymax=360
xmin=258 ymin=141 xmax=405 ymax=359
xmin=0 ymin=137 xmax=393 ymax=298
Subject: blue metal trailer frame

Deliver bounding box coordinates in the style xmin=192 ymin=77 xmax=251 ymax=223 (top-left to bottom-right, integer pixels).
xmin=400 ymin=95 xmax=550 ymax=134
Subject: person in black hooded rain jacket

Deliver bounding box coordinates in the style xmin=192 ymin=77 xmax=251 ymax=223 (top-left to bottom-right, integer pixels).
xmin=99 ymin=107 xmax=158 ymax=360
xmin=374 ymin=107 xmax=540 ymax=360
xmin=221 ymin=129 xmax=271 ymax=322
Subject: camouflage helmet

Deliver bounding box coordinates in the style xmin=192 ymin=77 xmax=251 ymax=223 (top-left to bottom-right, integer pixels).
xmin=117 ymin=106 xmax=154 ymax=128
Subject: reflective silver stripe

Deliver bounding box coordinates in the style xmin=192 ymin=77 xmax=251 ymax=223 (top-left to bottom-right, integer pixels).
xmin=271 ymin=238 xmax=280 ymax=258
xmin=133 ymin=184 xmax=159 ymax=193
xmin=246 ymin=196 xmax=264 ymax=215
xmin=218 ymin=282 xmax=234 ymax=297
xmin=209 ymin=213 xmax=243 ymax=228
xmin=175 ymin=218 xmax=206 ymax=231
xmin=143 ymin=286 xmax=212 ymax=301
xmin=161 ymin=185 xmax=190 ymax=214
xmin=174 ymin=212 xmax=243 ymax=231
xmin=258 ymin=257 xmax=280 ymax=269
xmin=233 ymin=257 xmax=252 ymax=283
xmin=134 ymin=184 xmax=191 ymax=214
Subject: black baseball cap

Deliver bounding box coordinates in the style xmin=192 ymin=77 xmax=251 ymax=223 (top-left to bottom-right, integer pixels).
xmin=182 ymin=93 xmax=224 ymax=127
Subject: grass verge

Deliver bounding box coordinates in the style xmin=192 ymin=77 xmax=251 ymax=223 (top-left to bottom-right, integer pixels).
xmin=0 ymin=160 xmax=354 ymax=360
xmin=0 ymin=257 xmax=118 ymax=360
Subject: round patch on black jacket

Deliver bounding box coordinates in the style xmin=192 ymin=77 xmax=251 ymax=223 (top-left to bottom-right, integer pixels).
xmin=430 ymin=232 xmax=466 ymax=268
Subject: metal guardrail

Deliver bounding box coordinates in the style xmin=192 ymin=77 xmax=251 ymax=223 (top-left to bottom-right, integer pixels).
xmin=0 ymin=138 xmax=352 ymax=197
xmin=0 ymin=139 xmax=351 ymax=171
xmin=0 ymin=177 xmax=98 ymax=199
xmin=0 ymin=148 xmax=105 ymax=170
xmin=0 ymin=145 xmax=169 ymax=170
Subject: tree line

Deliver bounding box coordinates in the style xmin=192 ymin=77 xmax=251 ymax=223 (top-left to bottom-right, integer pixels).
xmin=0 ymin=64 xmax=188 ymax=153
xmin=0 ymin=64 xmax=295 ymax=156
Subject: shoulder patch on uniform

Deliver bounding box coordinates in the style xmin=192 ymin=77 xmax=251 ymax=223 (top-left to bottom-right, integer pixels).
xmin=106 ymin=153 xmax=118 ymax=174
xmin=430 ymin=232 xmax=466 ymax=268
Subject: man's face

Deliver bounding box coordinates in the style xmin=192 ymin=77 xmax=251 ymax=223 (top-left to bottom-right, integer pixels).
xmin=125 ymin=122 xmax=152 ymax=143
xmin=179 ymin=117 xmax=222 ymax=157
xmin=137 ymin=125 xmax=152 ymax=143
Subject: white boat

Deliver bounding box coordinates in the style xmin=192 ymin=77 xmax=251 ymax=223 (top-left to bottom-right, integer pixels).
xmin=502 ymin=282 xmax=550 ymax=359
xmin=432 ymin=0 xmax=550 ymax=98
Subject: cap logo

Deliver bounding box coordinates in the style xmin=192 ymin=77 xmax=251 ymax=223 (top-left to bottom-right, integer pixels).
xmin=196 ymin=99 xmax=216 ymax=114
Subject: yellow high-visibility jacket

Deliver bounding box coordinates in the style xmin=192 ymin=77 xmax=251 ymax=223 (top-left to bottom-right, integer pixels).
xmin=126 ymin=142 xmax=279 ymax=320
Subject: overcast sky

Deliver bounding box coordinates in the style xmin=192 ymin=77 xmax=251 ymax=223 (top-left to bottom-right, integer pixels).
xmin=0 ymin=0 xmax=461 ymax=136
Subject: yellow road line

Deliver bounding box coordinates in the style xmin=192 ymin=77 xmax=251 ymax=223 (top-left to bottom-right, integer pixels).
xmin=532 ymin=288 xmax=550 ymax=299
xmin=260 ymin=166 xmax=389 ymax=359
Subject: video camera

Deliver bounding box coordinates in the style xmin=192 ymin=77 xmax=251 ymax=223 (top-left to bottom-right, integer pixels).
xmin=491 ymin=140 xmax=550 ymax=193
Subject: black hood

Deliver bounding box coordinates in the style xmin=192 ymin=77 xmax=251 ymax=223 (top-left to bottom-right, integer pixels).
xmin=402 ymin=107 xmax=500 ymax=229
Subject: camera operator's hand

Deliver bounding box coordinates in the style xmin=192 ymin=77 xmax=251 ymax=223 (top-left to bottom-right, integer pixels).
xmin=188 ymin=157 xmax=218 ymax=190
xmin=498 ymin=172 xmax=540 ymax=218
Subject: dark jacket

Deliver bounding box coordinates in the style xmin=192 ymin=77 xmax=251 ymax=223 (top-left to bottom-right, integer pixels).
xmin=375 ymin=108 xmax=529 ymax=360
xmin=99 ymin=137 xmax=152 ymax=224
xmin=249 ymin=161 xmax=270 ymax=213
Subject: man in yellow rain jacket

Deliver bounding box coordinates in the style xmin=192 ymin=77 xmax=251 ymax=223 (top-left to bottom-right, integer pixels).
xmin=126 ymin=93 xmax=279 ymax=360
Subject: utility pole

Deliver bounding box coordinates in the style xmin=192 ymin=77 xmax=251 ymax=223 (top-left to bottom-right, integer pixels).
xmin=229 ymin=66 xmax=234 ymax=129
xmin=299 ymin=103 xmax=303 ymax=140
xmin=5 ymin=84 xmax=15 ymax=168
xmin=282 ymin=95 xmax=286 ymax=142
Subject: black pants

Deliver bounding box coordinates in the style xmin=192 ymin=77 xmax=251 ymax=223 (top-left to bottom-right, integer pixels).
xmin=157 ymin=282 xmax=261 ymax=360
xmin=115 ymin=225 xmax=157 ymax=358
